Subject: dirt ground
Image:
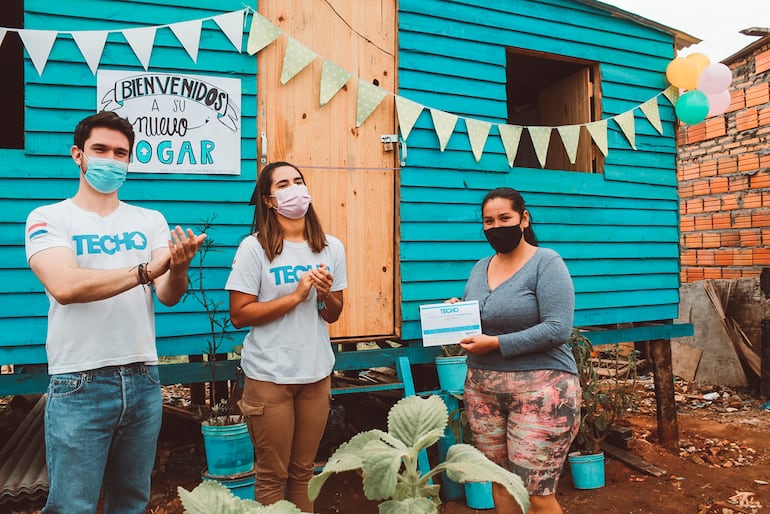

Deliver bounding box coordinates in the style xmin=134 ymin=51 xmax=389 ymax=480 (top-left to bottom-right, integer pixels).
xmin=2 ymin=377 xmax=770 ymax=514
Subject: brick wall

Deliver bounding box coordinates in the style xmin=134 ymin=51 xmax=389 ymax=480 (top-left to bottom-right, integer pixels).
xmin=677 ymin=39 xmax=770 ymax=282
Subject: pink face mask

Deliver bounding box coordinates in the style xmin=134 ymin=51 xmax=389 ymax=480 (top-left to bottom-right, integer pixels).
xmin=272 ymin=184 xmax=312 ymax=219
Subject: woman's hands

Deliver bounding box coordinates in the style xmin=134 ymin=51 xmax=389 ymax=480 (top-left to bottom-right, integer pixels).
xmin=445 ymin=297 xmax=499 ymax=354
xmin=309 ymin=264 xmax=333 ymax=301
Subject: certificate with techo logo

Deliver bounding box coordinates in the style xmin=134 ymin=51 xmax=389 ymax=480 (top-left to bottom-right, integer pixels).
xmin=419 ymin=301 xmax=482 ymax=347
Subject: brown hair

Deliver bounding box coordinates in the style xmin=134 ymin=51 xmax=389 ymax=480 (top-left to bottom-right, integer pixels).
xmin=74 ymin=111 xmax=135 ymax=153
xmin=249 ymin=161 xmax=328 ymax=261
xmin=481 ymin=187 xmax=539 ymax=246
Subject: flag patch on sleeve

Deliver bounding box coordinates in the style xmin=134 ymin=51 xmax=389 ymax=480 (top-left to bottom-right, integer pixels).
xmin=27 ymin=222 xmax=48 ymax=240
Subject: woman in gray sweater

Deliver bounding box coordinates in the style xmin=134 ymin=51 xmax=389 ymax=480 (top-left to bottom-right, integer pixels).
xmin=451 ymin=187 xmax=580 ymax=514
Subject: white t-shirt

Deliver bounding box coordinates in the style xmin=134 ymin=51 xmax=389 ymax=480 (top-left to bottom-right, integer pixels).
xmin=225 ymin=234 xmax=347 ymax=384
xmin=25 ymin=199 xmax=170 ymax=374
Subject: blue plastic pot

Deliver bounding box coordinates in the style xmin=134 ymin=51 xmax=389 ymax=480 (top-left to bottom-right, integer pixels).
xmin=435 ymin=355 xmax=467 ymax=393
xmin=202 ymin=470 xmax=256 ymax=500
xmin=568 ymin=451 xmax=605 ymax=489
xmin=464 ymin=481 xmax=494 ymax=509
xmin=201 ymin=419 xmax=254 ymax=477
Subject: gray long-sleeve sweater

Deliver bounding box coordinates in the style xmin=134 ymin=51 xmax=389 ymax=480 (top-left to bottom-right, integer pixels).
xmin=462 ymin=247 xmax=577 ymax=375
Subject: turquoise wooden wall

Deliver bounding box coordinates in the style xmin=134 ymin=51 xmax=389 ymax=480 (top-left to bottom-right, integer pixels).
xmin=1 ymin=0 xmax=256 ymax=368
xmin=396 ymin=0 xmax=683 ymax=342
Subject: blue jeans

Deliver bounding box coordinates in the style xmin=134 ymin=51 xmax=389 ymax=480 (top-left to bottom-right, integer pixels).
xmin=42 ymin=363 xmax=162 ymax=514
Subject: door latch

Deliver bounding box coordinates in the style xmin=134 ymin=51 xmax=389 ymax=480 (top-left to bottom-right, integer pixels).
xmin=380 ymin=134 xmax=407 ymax=166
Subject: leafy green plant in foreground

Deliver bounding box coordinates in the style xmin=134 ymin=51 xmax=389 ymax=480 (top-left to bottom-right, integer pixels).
xmin=308 ymin=394 xmax=530 ymax=514
xmin=178 ymin=481 xmax=299 ymax=514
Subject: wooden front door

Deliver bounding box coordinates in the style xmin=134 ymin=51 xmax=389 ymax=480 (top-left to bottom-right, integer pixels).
xmin=257 ymin=1 xmax=398 ymax=339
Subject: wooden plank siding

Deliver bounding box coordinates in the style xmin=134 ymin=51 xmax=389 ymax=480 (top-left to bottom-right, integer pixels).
xmin=0 ymin=1 xmax=256 ymax=375
xmin=396 ymin=0 xmax=683 ymax=342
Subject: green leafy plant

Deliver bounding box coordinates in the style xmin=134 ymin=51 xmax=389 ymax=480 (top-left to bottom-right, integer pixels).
xmin=308 ymin=395 xmax=530 ymax=514
xmin=439 ymin=344 xmax=466 ymax=357
xmin=569 ymin=329 xmax=639 ymax=455
xmin=185 ymin=215 xmax=239 ymax=426
xmin=178 ymin=481 xmax=299 ymax=513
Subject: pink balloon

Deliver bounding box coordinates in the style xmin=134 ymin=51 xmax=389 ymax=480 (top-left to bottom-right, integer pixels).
xmin=698 ymin=63 xmax=733 ymax=94
xmin=706 ymin=90 xmax=731 ymax=117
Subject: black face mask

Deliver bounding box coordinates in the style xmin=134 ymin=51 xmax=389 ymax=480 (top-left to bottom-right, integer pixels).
xmin=484 ymin=225 xmax=523 ymax=254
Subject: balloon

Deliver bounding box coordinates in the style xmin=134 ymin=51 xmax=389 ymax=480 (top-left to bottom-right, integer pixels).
xmin=666 ymin=57 xmax=699 ymax=89
xmin=698 ymin=63 xmax=733 ymax=94
xmin=676 ymin=90 xmax=709 ymax=125
xmin=706 ymin=90 xmax=731 ymax=117
xmin=687 ymin=52 xmax=710 ymax=74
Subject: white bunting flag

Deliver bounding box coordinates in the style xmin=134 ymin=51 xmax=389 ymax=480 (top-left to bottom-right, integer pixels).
xmin=320 ymin=60 xmax=351 ymax=106
xmin=640 ymin=97 xmax=663 ymax=134
xmin=71 ymin=30 xmax=108 ymax=75
xmin=170 ymin=19 xmax=202 ymax=63
xmin=122 ymin=26 xmax=157 ymax=70
xmin=557 ymin=125 xmax=581 ymax=164
xmin=615 ymin=110 xmax=636 ymax=149
xmin=498 ymin=124 xmax=523 ymax=167
xmin=280 ymin=38 xmax=316 ymax=85
xmin=430 ymin=108 xmax=458 ymax=151
xmin=465 ymin=118 xmax=492 ymax=162
xmin=395 ymin=95 xmax=424 ymax=140
xmin=246 ymin=11 xmax=282 ymax=55
xmin=0 ymin=28 xmax=7 ymax=48
xmin=356 ymin=79 xmax=387 ymax=127
xmin=528 ymin=126 xmax=551 ymax=168
xmin=586 ymin=120 xmax=609 ymax=157
xmin=214 ymin=10 xmax=245 ymax=53
xmin=662 ymin=85 xmax=680 ymax=107
xmin=18 ymin=29 xmax=58 ymax=76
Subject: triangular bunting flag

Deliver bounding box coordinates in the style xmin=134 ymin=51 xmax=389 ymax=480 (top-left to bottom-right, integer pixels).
xmin=320 ymin=60 xmax=351 ymax=106
xmin=556 ymin=125 xmax=581 ymax=164
xmin=527 ymin=126 xmax=551 ymax=168
xmin=586 ymin=120 xmax=609 ymax=157
xmin=0 ymin=28 xmax=7 ymax=48
xmin=662 ymin=85 xmax=680 ymax=107
xmin=280 ymin=38 xmax=316 ymax=85
xmin=430 ymin=108 xmax=458 ymax=151
xmin=615 ymin=110 xmax=636 ymax=149
xmin=465 ymin=118 xmax=491 ymax=162
xmin=640 ymin=97 xmax=663 ymax=134
xmin=356 ymin=79 xmax=388 ymax=127
xmin=395 ymin=96 xmax=424 ymax=140
xmin=170 ymin=19 xmax=202 ymax=63
xmin=71 ymin=30 xmax=108 ymax=75
xmin=498 ymin=124 xmax=523 ymax=167
xmin=18 ymin=29 xmax=58 ymax=76
xmin=214 ymin=10 xmax=245 ymax=53
xmin=122 ymin=26 xmax=157 ymax=70
xmin=247 ymin=11 xmax=282 ymax=55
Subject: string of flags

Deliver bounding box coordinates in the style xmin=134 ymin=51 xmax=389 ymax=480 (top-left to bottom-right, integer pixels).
xmin=1 ymin=7 xmax=682 ymax=168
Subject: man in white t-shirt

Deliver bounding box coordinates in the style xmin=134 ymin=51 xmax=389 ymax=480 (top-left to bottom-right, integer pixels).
xmin=24 ymin=111 xmax=206 ymax=514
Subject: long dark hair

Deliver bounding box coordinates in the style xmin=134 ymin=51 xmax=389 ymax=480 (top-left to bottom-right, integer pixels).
xmin=249 ymin=161 xmax=328 ymax=261
xmin=481 ymin=187 xmax=538 ymax=246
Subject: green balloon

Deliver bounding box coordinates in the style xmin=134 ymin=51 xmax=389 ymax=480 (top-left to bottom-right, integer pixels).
xmin=675 ymin=90 xmax=709 ymax=125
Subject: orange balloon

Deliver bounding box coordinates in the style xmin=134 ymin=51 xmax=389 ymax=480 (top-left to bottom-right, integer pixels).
xmin=686 ymin=52 xmax=711 ymax=74
xmin=666 ymin=57 xmax=699 ymax=90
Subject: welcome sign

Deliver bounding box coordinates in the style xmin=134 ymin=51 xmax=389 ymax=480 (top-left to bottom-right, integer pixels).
xmin=97 ymin=70 xmax=241 ymax=175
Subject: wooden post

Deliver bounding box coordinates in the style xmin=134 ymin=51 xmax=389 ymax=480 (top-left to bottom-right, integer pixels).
xmin=761 ymin=320 xmax=770 ymax=399
xmin=649 ymin=339 xmax=679 ymax=450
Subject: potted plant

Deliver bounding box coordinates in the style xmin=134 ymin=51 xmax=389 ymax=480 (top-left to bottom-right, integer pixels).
xmin=178 ymin=481 xmax=300 ymax=513
xmin=434 ymin=344 xmax=467 ymax=393
xmin=308 ymin=394 xmax=530 ymax=514
xmin=568 ymin=329 xmax=639 ymax=489
xmin=186 ymin=217 xmax=254 ymax=481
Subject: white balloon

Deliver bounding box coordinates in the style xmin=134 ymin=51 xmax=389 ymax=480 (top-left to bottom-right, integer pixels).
xmin=698 ymin=63 xmax=733 ymax=95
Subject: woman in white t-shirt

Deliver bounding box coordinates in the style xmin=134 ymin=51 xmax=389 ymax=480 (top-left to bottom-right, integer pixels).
xmin=226 ymin=161 xmax=347 ymax=512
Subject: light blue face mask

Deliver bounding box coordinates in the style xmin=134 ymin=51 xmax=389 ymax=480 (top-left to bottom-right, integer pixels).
xmin=83 ymin=156 xmax=128 ymax=194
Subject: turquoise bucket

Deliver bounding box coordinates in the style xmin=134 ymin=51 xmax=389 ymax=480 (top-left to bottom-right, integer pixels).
xmin=465 ymin=481 xmax=494 ymax=509
xmin=435 ymin=355 xmax=468 ymax=393
xmin=201 ymin=420 xmax=254 ymax=477
xmin=568 ymin=451 xmax=605 ymax=489
xmin=202 ymin=470 xmax=256 ymax=501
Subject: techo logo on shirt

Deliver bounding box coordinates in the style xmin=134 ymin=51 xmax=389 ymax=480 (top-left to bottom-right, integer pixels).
xmin=269 ymin=264 xmax=331 ymax=285
xmin=72 ymin=232 xmax=148 ymax=255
